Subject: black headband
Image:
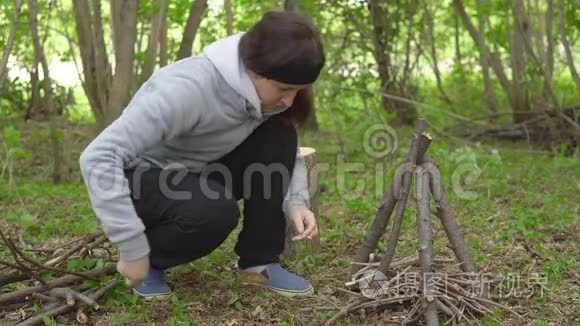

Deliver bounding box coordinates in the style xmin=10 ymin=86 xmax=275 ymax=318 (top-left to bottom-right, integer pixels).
xmin=261 ymin=62 xmax=323 ymax=85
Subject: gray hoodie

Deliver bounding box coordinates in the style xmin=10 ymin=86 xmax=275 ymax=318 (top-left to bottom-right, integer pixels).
xmin=79 ymin=34 xmax=309 ymax=261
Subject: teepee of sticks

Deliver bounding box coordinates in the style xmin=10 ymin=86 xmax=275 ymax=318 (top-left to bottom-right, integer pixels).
xmin=329 ymin=119 xmax=511 ymax=326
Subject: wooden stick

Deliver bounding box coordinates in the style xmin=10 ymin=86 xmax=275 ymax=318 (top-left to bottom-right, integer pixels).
xmin=44 ymin=234 xmax=105 ymax=267
xmin=379 ymin=129 xmax=432 ymax=274
xmin=324 ymin=298 xmax=369 ymax=326
xmin=350 ymin=182 xmax=398 ymax=275
xmin=0 ymin=263 xmax=116 ymax=306
xmin=422 ymin=155 xmax=476 ymax=274
xmin=351 ymin=118 xmax=427 ymax=276
xmin=16 ymin=279 xmax=117 ymax=326
xmin=415 ymin=169 xmax=439 ymax=326
xmin=0 ymin=229 xmax=98 ymax=281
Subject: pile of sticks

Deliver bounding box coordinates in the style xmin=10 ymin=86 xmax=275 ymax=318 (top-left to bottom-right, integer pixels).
xmin=0 ymin=230 xmax=119 ymax=325
xmin=328 ymin=119 xmax=523 ymax=325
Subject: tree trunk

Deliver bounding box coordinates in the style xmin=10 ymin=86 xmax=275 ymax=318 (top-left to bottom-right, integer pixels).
xmin=72 ymin=0 xmax=106 ymax=125
xmin=453 ymin=0 xmax=514 ymax=111
xmin=368 ymin=0 xmax=416 ymax=126
xmin=454 ymin=13 xmax=462 ymax=71
xmin=140 ymin=0 xmax=167 ymax=84
xmin=73 ymin=0 xmax=138 ymax=130
xmin=557 ymin=0 xmax=580 ymax=90
xmin=132 ymin=19 xmax=146 ymax=94
xmin=107 ymin=0 xmax=138 ymax=127
xmin=545 ymin=0 xmax=554 ymax=84
xmin=90 ymin=0 xmax=111 ymax=116
xmin=511 ymin=0 xmax=530 ymax=121
xmin=0 ymin=0 xmax=24 ymax=89
xmin=29 ymin=0 xmax=63 ymax=184
xmin=401 ymin=0 xmax=417 ymax=87
xmin=159 ymin=9 xmax=169 ymax=67
xmin=176 ymin=0 xmax=208 ymax=61
xmin=513 ymin=0 xmax=560 ymax=110
xmin=25 ymin=66 xmax=41 ymax=120
xmin=476 ymin=0 xmax=497 ymax=115
xmin=224 ymin=0 xmax=233 ymax=36
xmin=533 ymin=0 xmax=546 ymax=69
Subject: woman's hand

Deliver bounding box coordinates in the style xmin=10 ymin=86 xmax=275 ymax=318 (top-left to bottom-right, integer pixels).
xmin=288 ymin=206 xmax=318 ymax=241
xmin=117 ymin=256 xmax=150 ymax=287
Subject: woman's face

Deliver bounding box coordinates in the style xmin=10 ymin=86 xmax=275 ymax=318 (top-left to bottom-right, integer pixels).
xmin=250 ymin=73 xmax=310 ymax=113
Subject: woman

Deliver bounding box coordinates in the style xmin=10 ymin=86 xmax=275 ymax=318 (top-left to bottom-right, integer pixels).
xmin=79 ymin=11 xmax=324 ymax=299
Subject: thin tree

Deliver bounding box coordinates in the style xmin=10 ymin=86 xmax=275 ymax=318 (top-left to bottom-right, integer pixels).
xmin=140 ymin=0 xmax=167 ymax=84
xmin=453 ymin=0 xmax=515 ymax=117
xmin=176 ymin=0 xmax=208 ymax=60
xmin=476 ymin=0 xmax=497 ymax=115
xmin=29 ymin=0 xmax=63 ymax=183
xmin=224 ymin=0 xmax=234 ymax=36
xmin=557 ymin=0 xmax=580 ymax=90
xmin=72 ymin=0 xmax=139 ymax=130
xmin=0 ymin=0 xmax=24 ymax=89
xmin=368 ymin=0 xmax=418 ymax=126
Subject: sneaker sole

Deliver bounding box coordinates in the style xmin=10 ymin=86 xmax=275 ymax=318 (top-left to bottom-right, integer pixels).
xmin=131 ymin=288 xmax=172 ymax=301
xmin=240 ymin=282 xmax=314 ymax=298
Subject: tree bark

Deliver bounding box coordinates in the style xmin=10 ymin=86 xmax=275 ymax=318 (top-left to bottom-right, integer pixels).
xmin=90 ymin=0 xmax=111 ymax=115
xmin=224 ymin=0 xmax=234 ymax=36
xmin=533 ymin=0 xmax=546 ymax=68
xmin=476 ymin=0 xmax=497 ymax=115
xmin=545 ymin=0 xmax=554 ymax=84
xmin=368 ymin=0 xmax=416 ymax=126
xmin=176 ymin=0 xmax=208 ymax=60
xmin=511 ymin=0 xmax=530 ymax=120
xmin=513 ymin=0 xmax=560 ymax=110
xmin=557 ymin=0 xmax=580 ymax=90
xmin=0 ymin=0 xmax=24 ymax=89
xmin=29 ymin=0 xmax=63 ymax=184
xmin=141 ymin=0 xmax=167 ymax=83
xmin=25 ymin=67 xmax=41 ymax=120
xmin=73 ymin=0 xmax=105 ymax=124
xmin=454 ymin=13 xmax=462 ymax=71
xmin=416 ymin=170 xmax=438 ymax=326
xmin=107 ymin=0 xmax=138 ymax=127
xmin=159 ymin=9 xmax=169 ymax=67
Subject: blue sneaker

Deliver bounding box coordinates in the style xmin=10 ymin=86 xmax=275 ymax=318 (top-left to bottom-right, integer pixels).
xmin=132 ymin=268 xmax=172 ymax=300
xmin=237 ymin=263 xmax=314 ymax=297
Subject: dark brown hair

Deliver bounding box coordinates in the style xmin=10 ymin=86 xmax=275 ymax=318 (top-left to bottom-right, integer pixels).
xmin=239 ymin=11 xmax=325 ymax=126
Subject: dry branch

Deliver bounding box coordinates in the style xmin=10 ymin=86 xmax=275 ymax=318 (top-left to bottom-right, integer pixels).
xmin=0 ymin=263 xmax=116 ymax=306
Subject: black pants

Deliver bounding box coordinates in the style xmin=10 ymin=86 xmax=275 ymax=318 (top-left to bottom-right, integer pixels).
xmin=124 ymin=116 xmax=297 ymax=270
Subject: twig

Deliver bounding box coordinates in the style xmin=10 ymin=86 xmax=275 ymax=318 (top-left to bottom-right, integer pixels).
xmin=335 ymin=287 xmax=367 ymax=299
xmin=44 ymin=235 xmax=106 ymax=267
xmin=16 ymin=279 xmax=118 ymax=326
xmin=1 ymin=230 xmax=99 ymax=281
xmin=30 ymin=293 xmax=59 ymax=304
xmin=0 ymin=263 xmax=116 ymax=306
xmin=324 ymin=298 xmax=369 ymax=326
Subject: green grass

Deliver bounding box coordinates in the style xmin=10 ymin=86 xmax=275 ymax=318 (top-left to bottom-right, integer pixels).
xmin=0 ymin=116 xmax=578 ymax=325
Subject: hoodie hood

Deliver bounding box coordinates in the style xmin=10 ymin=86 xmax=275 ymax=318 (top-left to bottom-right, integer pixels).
xmin=203 ymin=33 xmax=263 ymax=119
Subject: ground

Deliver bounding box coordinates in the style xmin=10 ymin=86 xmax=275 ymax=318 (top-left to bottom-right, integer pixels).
xmin=0 ymin=119 xmax=579 ymax=325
